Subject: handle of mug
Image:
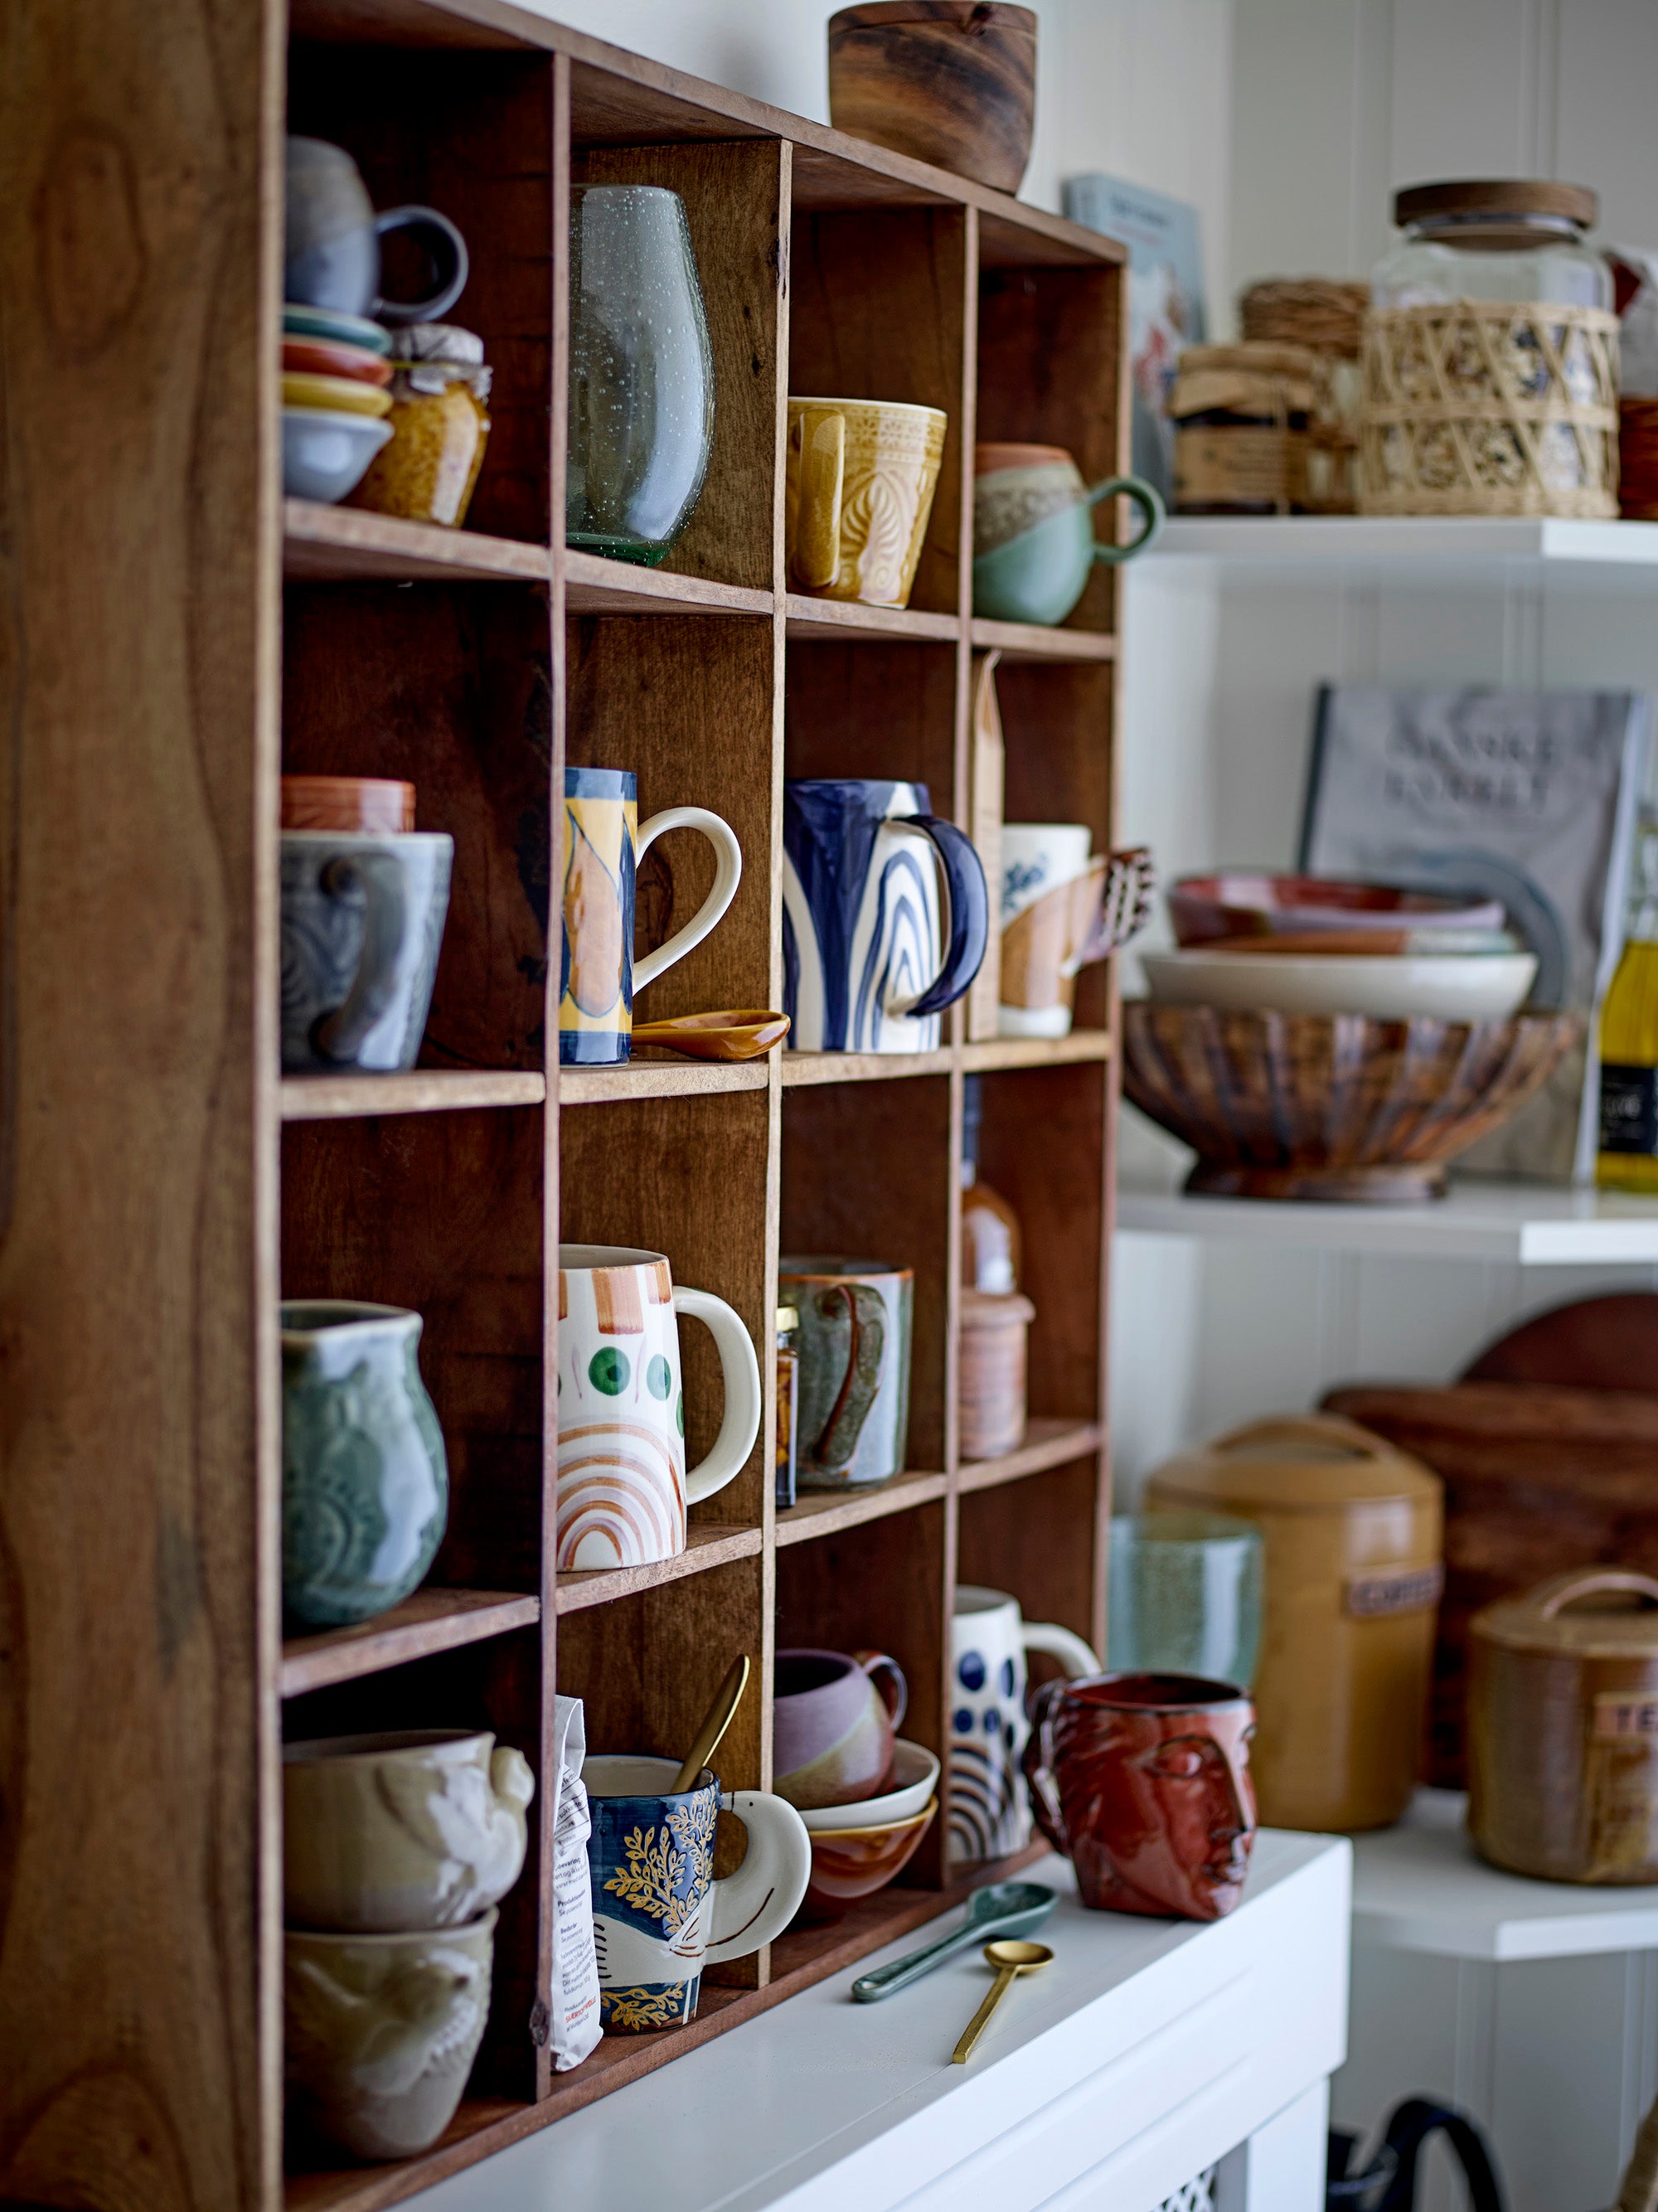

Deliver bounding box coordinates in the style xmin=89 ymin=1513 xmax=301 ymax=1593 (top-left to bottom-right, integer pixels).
xmin=794 ymin=406 xmax=846 ymax=589
xmin=490 ymin=1744 xmax=537 ymax=1814
xmin=898 ymin=815 xmax=990 ymax=1019
xmin=1084 ymin=475 xmax=1165 ymax=566
xmin=854 ymin=1649 xmax=909 ymax=1734
xmin=372 ymin=205 xmax=469 ymax=325
xmin=1020 ymin=1677 xmax=1071 ymax=1858
xmin=312 ymin=850 xmax=410 ymax=1065
xmin=673 ymin=1288 xmax=762 ymax=1506
xmin=1021 ymin=1622 xmax=1100 ymax=1680
xmin=631 ymin=808 xmax=744 ymax=993
xmin=703 ymin=1791 xmax=812 ymax=1963
xmin=811 ymin=1282 xmax=887 ymax=1469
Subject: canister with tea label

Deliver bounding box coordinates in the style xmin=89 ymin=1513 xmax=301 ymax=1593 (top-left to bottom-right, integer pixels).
xmin=1145 ymin=1412 xmax=1442 ymax=1831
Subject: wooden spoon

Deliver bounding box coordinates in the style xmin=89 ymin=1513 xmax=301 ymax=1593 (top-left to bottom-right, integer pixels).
xmin=950 ymin=1939 xmax=1054 ymax=2064
xmin=671 ymin=1654 xmax=752 ymax=1792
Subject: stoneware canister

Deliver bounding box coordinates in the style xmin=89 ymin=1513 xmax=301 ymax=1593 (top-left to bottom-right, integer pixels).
xmin=1469 ymin=1568 xmax=1658 ymax=1884
xmin=1145 ymin=1414 xmax=1442 ymax=1831
xmin=284 ymin=1909 xmax=494 ymax=2160
xmin=783 ymin=779 xmax=987 ymax=1055
xmin=778 ymin=1255 xmax=914 ymax=1488
xmin=560 ymin=766 xmax=741 ymax=1066
xmin=773 ymin=1648 xmax=909 ymax=1810
xmin=948 ymin=1585 xmax=1098 ymax=1863
xmin=784 ymin=396 xmax=948 ymax=609
xmin=1024 ymin=1672 xmax=1257 ymax=1920
xmin=281 ymin=1302 xmax=448 ymax=1629
xmin=555 ymin=1245 xmax=761 ymax=1570
xmin=957 ymin=1287 xmax=1035 ymax=1461
xmin=583 ymin=1754 xmax=811 ymax=2030
xmin=279 ymin=829 xmax=453 ymax=1074
xmin=283 ymin=1729 xmax=536 ymax=1933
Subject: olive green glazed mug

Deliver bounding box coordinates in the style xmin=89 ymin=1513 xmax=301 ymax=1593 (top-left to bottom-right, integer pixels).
xmin=281 ymin=1300 xmax=448 ymax=1628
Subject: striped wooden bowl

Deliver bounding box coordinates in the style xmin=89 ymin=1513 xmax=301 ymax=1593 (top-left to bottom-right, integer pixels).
xmin=1122 ymin=1002 xmax=1580 ymax=1204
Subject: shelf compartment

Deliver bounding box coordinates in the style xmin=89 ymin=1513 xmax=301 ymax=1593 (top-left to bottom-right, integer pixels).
xmin=781 ymin=1049 xmax=951 ymax=1087
xmin=279 ymin=1589 xmax=541 ymax=1697
xmin=959 ymin=1456 xmax=1104 ymax=1664
xmin=776 ymin=1468 xmax=948 ymax=1547
xmin=560 ymin=1060 xmax=771 ymax=1105
xmin=565 ymin=549 xmax=773 ymax=618
xmin=957 ymin=1417 xmax=1104 ymax=1496
xmin=280 ymin=1070 xmax=546 ymax=1121
xmin=968 ymin=617 xmax=1116 ymax=662
xmin=783 ymin=594 xmax=959 ymax=646
xmin=1115 ymin=1172 xmax=1658 ymax=1267
xmin=284 ymin=501 xmax=550 ymax=585
xmin=555 ymin=1525 xmax=764 ymax=1614
xmin=962 ymin=1030 xmax=1112 ymax=1074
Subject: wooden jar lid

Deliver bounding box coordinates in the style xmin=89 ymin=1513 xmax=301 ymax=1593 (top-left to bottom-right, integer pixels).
xmin=1473 ymin=1567 xmax=1658 ymax=1657
xmin=1394 ymin=177 xmax=1597 ymax=229
xmin=830 ymin=2 xmax=1035 ymax=32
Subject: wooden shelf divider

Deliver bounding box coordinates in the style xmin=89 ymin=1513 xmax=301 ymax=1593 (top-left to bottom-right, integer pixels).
xmin=280 ymin=1591 xmax=543 ymax=1699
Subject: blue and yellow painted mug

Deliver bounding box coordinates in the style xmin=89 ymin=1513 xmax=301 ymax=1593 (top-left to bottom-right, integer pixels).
xmin=560 ymin=767 xmax=741 ymax=1066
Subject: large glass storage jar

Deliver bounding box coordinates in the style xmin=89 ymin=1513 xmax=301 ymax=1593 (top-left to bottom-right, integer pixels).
xmin=1361 ymin=178 xmax=1618 ymax=517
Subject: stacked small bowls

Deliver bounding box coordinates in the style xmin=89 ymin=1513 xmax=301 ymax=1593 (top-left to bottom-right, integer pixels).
xmin=282 ymin=305 xmax=395 ymax=503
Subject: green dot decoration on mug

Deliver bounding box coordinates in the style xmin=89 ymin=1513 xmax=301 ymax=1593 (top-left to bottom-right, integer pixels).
xmin=647 ymin=1356 xmax=672 ymax=1399
xmin=589 ymin=1346 xmax=630 ymax=1395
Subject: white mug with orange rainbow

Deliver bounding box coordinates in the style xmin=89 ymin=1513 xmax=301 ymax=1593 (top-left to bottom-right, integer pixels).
xmin=556 ymin=1245 xmax=761 ymax=1571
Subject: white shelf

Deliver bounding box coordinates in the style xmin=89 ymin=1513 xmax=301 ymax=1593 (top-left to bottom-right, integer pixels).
xmin=1352 ymin=1790 xmax=1658 ymax=1962
xmin=1117 ymin=1172 xmax=1658 ymax=1267
xmin=1143 ymin=513 xmax=1658 ymax=585
xmin=410 ymin=1837 xmax=1349 ymax=2212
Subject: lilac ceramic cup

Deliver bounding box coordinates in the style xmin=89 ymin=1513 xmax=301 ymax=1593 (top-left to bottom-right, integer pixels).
xmin=773 ymin=1648 xmax=908 ymax=1812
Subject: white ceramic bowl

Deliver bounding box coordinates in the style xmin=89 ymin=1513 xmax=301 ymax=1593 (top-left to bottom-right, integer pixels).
xmin=798 ymin=1740 xmax=940 ymax=1831
xmin=1142 ymin=948 xmax=1539 ymax=1024
xmin=282 ymin=405 xmax=393 ymax=503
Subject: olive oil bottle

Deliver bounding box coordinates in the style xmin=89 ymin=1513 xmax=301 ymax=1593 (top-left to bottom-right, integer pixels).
xmin=1598 ymin=817 xmax=1658 ymax=1191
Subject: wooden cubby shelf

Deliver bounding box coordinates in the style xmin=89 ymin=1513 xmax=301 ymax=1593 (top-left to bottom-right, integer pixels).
xmin=280 ymin=1591 xmax=543 ymax=1699
xmin=10 ymin=2 xmax=1130 ymax=2206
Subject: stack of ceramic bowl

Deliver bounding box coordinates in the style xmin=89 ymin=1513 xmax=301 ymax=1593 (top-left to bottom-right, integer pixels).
xmin=773 ymin=1649 xmax=939 ymax=1922
xmin=282 ymin=304 xmax=395 ymax=504
xmin=281 ymin=1729 xmax=533 ymax=2162
xmin=1147 ymin=871 xmax=1538 ymax=1022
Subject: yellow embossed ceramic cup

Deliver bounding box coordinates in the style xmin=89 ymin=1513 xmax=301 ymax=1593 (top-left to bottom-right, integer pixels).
xmin=785 ymin=396 xmax=948 ymax=608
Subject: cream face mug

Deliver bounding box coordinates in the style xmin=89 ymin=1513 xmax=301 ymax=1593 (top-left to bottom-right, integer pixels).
xmin=283 ymin=1729 xmax=535 ymax=1933
xmin=784 ymin=396 xmax=948 ymax=609
xmin=556 ymin=1244 xmax=761 ymax=1570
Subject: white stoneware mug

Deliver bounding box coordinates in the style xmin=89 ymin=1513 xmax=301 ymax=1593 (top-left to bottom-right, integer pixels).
xmin=948 ymin=1584 xmax=1099 ymax=1863
xmin=556 ymin=1244 xmax=761 ymax=1571
xmin=999 ymin=822 xmax=1093 ymax=927
xmin=583 ymin=1754 xmax=812 ymax=2031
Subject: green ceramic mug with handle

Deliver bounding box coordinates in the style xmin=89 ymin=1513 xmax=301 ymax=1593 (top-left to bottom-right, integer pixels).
xmin=779 ymin=1256 xmax=914 ymax=1490
xmin=972 ymin=461 xmax=1163 ymax=627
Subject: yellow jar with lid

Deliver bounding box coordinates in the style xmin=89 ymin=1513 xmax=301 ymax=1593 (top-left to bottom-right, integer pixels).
xmin=348 ymin=323 xmax=492 ymax=528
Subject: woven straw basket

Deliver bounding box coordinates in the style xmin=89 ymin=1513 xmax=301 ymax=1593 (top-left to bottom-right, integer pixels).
xmin=1360 ymin=298 xmax=1619 ymax=517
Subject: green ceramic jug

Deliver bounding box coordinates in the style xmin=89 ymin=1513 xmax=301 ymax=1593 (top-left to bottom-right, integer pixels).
xmin=282 ymin=1301 xmax=448 ymax=1627
xmin=972 ymin=474 xmax=1162 ymax=627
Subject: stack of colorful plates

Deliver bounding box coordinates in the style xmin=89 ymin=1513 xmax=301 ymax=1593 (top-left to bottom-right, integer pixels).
xmin=281 ymin=306 xmax=394 ymax=503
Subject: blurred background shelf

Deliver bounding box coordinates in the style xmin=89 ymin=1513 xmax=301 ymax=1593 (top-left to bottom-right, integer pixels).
xmin=1146 ymin=514 xmax=1658 ymax=583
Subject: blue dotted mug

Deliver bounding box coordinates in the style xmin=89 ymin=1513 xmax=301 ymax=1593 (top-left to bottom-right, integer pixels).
xmin=555 ymin=1245 xmax=761 ymax=1573
xmin=948 ymin=1584 xmax=1098 ymax=1865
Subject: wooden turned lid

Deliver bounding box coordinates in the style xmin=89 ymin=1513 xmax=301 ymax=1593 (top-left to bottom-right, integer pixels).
xmin=1474 ymin=1567 xmax=1658 ymax=1658
xmin=830 ymin=2 xmax=1036 ymax=33
xmin=1394 ymin=177 xmax=1597 ymax=229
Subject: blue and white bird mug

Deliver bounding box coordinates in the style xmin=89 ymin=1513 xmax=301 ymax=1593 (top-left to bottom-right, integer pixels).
xmin=782 ymin=779 xmax=989 ymax=1054
xmin=948 ymin=1584 xmax=1098 ymax=1865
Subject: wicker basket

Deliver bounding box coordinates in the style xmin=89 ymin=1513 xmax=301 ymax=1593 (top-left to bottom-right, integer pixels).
xmin=1622 ymin=396 xmax=1658 ymax=519
xmin=1360 ymin=298 xmax=1620 ymax=518
xmin=1240 ymin=279 xmax=1369 ymax=512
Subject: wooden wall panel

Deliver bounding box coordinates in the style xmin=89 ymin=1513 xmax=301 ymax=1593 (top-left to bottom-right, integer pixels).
xmin=0 ymin=0 xmax=279 ymax=2202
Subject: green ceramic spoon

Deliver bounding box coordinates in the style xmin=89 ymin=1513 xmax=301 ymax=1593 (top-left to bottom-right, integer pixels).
xmin=851 ymin=1880 xmax=1057 ymax=2003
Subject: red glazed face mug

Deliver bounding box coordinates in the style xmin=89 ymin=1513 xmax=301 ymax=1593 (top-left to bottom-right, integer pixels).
xmin=1023 ymin=1672 xmax=1256 ymax=1922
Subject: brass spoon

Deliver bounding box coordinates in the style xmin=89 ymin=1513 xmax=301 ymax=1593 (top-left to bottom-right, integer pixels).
xmin=950 ymin=1939 xmax=1054 ymax=2065
xmin=671 ymin=1654 xmax=752 ymax=1793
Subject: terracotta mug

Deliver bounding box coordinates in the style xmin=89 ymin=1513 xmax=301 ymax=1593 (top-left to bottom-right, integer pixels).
xmin=773 ymin=1648 xmax=908 ymax=1811
xmin=785 ymin=396 xmax=948 ymax=609
xmin=1023 ymin=1671 xmax=1257 ymax=1921
xmin=283 ymin=1729 xmax=535 ymax=1933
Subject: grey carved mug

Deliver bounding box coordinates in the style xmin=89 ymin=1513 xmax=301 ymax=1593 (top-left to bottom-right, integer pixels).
xmin=778 ymin=1256 xmax=914 ymax=1490
xmin=280 ymin=830 xmax=453 ymax=1074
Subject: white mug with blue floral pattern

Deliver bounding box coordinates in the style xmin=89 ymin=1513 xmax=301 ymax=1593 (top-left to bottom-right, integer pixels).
xmin=948 ymin=1585 xmax=1099 ymax=1865
xmin=583 ymin=1754 xmax=811 ymax=2030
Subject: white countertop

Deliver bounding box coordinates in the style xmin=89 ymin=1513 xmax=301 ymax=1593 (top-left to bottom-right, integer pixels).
xmin=1351 ymin=1789 xmax=1658 ymax=1962
xmin=414 ymin=1831 xmax=1350 ymax=2212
